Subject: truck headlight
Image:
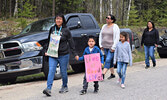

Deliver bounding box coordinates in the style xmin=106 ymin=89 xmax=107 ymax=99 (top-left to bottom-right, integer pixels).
xmin=22 ymin=42 xmax=43 ymax=52
xmin=159 ymin=36 xmax=163 ymax=41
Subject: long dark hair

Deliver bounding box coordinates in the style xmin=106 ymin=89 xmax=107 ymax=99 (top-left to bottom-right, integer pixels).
xmin=55 ymin=13 xmax=66 ymax=28
xmin=109 ymin=14 xmax=116 ymax=23
xmin=147 ymin=21 xmax=155 ymax=30
xmin=120 ymin=32 xmax=129 ymax=41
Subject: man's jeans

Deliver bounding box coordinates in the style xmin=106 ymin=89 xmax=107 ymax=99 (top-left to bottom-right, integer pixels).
xmin=103 ymin=48 xmax=114 ymax=69
xmin=144 ymin=45 xmax=156 ymax=66
xmin=117 ymin=62 xmax=128 ymax=84
xmin=47 ymin=54 xmax=69 ymax=90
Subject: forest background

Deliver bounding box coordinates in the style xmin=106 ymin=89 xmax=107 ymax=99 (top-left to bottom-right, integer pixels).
xmin=0 ymin=0 xmax=167 ymax=35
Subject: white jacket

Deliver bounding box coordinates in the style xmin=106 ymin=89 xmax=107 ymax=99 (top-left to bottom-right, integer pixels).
xmin=99 ymin=24 xmax=120 ymax=50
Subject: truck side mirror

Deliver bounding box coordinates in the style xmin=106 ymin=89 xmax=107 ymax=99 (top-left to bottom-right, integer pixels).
xmin=165 ymin=30 xmax=167 ymax=33
xmin=68 ymin=21 xmax=81 ymax=30
xmin=77 ymin=21 xmax=81 ymax=28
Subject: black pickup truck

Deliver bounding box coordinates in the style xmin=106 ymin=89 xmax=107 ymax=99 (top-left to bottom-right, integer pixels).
xmin=0 ymin=13 xmax=139 ymax=82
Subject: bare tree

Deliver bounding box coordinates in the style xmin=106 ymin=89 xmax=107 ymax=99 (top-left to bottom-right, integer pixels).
xmin=52 ymin=0 xmax=55 ymax=16
xmin=116 ymin=0 xmax=120 ymax=18
xmin=100 ymin=0 xmax=102 ymax=24
xmin=14 ymin=0 xmax=18 ymax=18
xmin=9 ymin=0 xmax=12 ymax=18
xmin=110 ymin=0 xmax=113 ymax=14
xmin=126 ymin=0 xmax=132 ymax=26
xmin=122 ymin=0 xmax=125 ymax=25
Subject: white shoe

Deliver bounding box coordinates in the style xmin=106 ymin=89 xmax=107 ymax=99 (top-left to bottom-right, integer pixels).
xmin=121 ymin=84 xmax=125 ymax=89
xmin=117 ymin=78 xmax=121 ymax=84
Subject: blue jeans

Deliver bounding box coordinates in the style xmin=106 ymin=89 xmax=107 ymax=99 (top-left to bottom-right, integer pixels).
xmin=47 ymin=54 xmax=70 ymax=90
xmin=117 ymin=62 xmax=128 ymax=84
xmin=144 ymin=45 xmax=156 ymax=66
xmin=104 ymin=48 xmax=114 ymax=69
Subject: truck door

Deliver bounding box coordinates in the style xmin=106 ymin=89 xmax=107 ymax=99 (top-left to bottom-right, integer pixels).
xmin=66 ymin=16 xmax=87 ymax=63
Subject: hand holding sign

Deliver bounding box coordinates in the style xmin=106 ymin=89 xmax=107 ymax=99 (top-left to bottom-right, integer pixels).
xmin=84 ymin=53 xmax=103 ymax=82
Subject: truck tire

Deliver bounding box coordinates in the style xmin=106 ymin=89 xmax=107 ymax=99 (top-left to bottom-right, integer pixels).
xmin=43 ymin=56 xmax=62 ymax=80
xmin=0 ymin=77 xmax=17 ymax=84
xmin=71 ymin=63 xmax=85 ymax=73
xmin=159 ymin=54 xmax=167 ymax=58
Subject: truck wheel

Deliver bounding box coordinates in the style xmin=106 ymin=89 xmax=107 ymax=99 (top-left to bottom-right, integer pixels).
xmin=71 ymin=63 xmax=85 ymax=73
xmin=159 ymin=54 xmax=167 ymax=58
xmin=0 ymin=77 xmax=17 ymax=84
xmin=43 ymin=56 xmax=62 ymax=80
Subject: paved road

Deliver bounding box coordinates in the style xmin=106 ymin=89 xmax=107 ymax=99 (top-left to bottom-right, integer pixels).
xmin=0 ymin=59 xmax=167 ymax=100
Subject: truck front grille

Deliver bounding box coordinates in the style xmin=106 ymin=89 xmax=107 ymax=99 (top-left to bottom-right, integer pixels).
xmin=0 ymin=41 xmax=22 ymax=59
xmin=162 ymin=40 xmax=167 ymax=46
xmin=3 ymin=42 xmax=19 ymax=49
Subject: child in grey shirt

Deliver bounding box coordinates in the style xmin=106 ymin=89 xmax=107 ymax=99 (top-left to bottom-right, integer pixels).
xmin=114 ymin=32 xmax=132 ymax=89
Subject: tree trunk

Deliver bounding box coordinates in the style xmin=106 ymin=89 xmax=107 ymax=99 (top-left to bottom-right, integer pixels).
xmin=100 ymin=0 xmax=102 ymax=24
xmin=14 ymin=0 xmax=18 ymax=18
xmin=52 ymin=0 xmax=55 ymax=16
xmin=116 ymin=0 xmax=120 ymax=18
xmin=110 ymin=0 xmax=113 ymax=14
xmin=126 ymin=0 xmax=132 ymax=26
xmin=9 ymin=0 xmax=12 ymax=18
xmin=122 ymin=0 xmax=125 ymax=25
xmin=0 ymin=0 xmax=1 ymax=17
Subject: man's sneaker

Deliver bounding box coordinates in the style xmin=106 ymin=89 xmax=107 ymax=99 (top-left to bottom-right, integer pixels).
xmin=107 ymin=74 xmax=115 ymax=79
xmin=153 ymin=62 xmax=156 ymax=67
xmin=145 ymin=65 xmax=150 ymax=69
xmin=121 ymin=84 xmax=125 ymax=89
xmin=94 ymin=89 xmax=99 ymax=93
xmin=43 ymin=88 xmax=51 ymax=96
xmin=59 ymin=87 xmax=68 ymax=93
xmin=80 ymin=90 xmax=87 ymax=95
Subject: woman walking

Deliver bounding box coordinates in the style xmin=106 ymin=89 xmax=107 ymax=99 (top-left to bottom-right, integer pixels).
xmin=43 ymin=14 xmax=78 ymax=96
xmin=141 ymin=21 xmax=159 ymax=69
xmin=99 ymin=14 xmax=120 ymax=79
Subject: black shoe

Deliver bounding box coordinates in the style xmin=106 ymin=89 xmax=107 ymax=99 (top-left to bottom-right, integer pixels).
xmin=94 ymin=89 xmax=99 ymax=93
xmin=107 ymin=74 xmax=115 ymax=79
xmin=145 ymin=65 xmax=150 ymax=69
xmin=43 ymin=88 xmax=51 ymax=96
xmin=80 ymin=90 xmax=87 ymax=95
xmin=153 ymin=62 xmax=156 ymax=67
xmin=102 ymin=74 xmax=105 ymax=79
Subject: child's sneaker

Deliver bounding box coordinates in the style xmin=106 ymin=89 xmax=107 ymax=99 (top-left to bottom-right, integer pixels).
xmin=80 ymin=90 xmax=87 ymax=95
xmin=121 ymin=84 xmax=125 ymax=89
xmin=117 ymin=78 xmax=121 ymax=84
xmin=94 ymin=89 xmax=99 ymax=93
xmin=43 ymin=88 xmax=51 ymax=96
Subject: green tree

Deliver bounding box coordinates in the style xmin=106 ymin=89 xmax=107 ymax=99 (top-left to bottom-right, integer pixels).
xmin=17 ymin=0 xmax=36 ymax=29
xmin=156 ymin=0 xmax=167 ymax=26
xmin=18 ymin=0 xmax=36 ymax=18
xmin=55 ymin=0 xmax=84 ymax=14
xmin=129 ymin=4 xmax=140 ymax=26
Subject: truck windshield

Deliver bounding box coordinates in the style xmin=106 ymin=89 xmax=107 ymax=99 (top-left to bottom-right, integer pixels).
xmin=20 ymin=18 xmax=55 ymax=34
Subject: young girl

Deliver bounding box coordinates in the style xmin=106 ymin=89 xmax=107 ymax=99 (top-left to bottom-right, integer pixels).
xmin=113 ymin=32 xmax=132 ymax=89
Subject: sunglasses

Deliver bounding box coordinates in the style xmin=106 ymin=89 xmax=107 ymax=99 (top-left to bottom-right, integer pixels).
xmin=106 ymin=17 xmax=111 ymax=20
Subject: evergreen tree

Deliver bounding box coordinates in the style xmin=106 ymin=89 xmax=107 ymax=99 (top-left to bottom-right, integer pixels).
xmin=17 ymin=0 xmax=36 ymax=29
xmin=17 ymin=0 xmax=36 ymax=18
xmin=129 ymin=4 xmax=140 ymax=26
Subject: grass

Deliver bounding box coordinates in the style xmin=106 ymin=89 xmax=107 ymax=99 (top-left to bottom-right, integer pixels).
xmin=132 ymin=48 xmax=160 ymax=63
